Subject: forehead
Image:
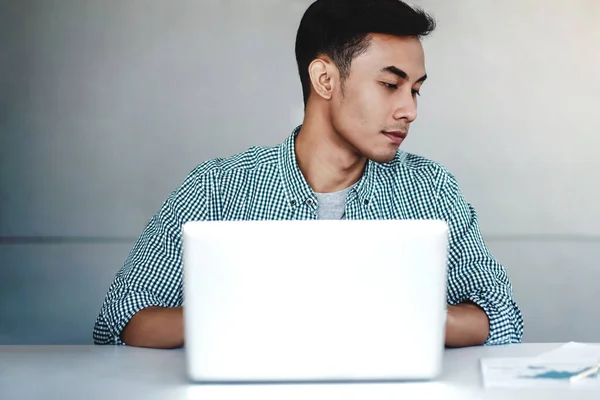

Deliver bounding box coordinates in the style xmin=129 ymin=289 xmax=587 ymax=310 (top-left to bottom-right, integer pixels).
xmin=351 ymin=33 xmax=426 ymax=77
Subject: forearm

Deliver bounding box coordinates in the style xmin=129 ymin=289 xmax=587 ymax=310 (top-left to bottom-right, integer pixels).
xmin=444 ymin=302 xmax=490 ymax=348
xmin=121 ymin=306 xmax=184 ymax=349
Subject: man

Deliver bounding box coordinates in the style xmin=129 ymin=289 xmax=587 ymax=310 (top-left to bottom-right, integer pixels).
xmin=94 ymin=0 xmax=523 ymax=349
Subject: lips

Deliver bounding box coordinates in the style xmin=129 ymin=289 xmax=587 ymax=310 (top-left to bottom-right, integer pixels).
xmin=382 ymin=130 xmax=407 ymax=145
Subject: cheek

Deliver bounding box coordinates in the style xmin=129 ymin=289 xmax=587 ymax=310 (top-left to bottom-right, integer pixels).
xmin=357 ymin=86 xmax=391 ymax=124
xmin=331 ymin=99 xmax=366 ymax=139
xmin=330 ymin=83 xmax=389 ymax=143
xmin=340 ymin=87 xmax=377 ymax=128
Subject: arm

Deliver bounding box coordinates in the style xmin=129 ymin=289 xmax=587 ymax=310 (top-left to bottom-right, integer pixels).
xmin=445 ymin=302 xmax=489 ymax=347
xmin=438 ymin=171 xmax=524 ymax=346
xmin=93 ymin=169 xmax=208 ymax=347
xmin=121 ymin=306 xmax=184 ymax=349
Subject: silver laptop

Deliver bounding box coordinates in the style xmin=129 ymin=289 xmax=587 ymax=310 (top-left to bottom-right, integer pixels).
xmin=182 ymin=219 xmax=448 ymax=383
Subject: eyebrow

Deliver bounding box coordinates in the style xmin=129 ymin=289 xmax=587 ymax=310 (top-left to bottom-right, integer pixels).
xmin=380 ymin=66 xmax=427 ymax=83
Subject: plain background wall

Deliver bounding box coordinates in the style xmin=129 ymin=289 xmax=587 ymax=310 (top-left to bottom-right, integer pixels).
xmin=1 ymin=0 xmax=599 ymax=344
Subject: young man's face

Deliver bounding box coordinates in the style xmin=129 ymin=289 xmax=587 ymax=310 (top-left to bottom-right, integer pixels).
xmin=330 ymin=34 xmax=427 ymax=163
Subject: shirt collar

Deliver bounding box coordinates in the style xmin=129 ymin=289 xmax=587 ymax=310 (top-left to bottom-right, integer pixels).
xmin=278 ymin=125 xmax=379 ymax=209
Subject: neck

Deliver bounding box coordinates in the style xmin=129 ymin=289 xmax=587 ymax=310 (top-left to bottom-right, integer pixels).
xmin=295 ymin=104 xmax=367 ymax=193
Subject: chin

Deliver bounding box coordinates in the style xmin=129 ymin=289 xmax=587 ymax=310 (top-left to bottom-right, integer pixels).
xmin=366 ymin=149 xmax=398 ymax=164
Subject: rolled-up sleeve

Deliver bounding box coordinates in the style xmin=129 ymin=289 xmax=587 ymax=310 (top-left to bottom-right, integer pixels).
xmin=93 ymin=170 xmax=207 ymax=345
xmin=439 ymin=172 xmax=524 ymax=345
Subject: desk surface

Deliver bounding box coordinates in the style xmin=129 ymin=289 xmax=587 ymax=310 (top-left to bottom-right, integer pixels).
xmin=1 ymin=343 xmax=598 ymax=400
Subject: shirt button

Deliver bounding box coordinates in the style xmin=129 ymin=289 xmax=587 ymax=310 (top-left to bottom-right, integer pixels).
xmin=307 ymin=199 xmax=314 ymax=206
xmin=364 ymin=199 xmax=369 ymax=205
xmin=290 ymin=200 xmax=296 ymax=206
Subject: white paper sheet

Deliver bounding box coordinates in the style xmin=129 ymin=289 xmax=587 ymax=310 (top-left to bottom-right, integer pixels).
xmin=480 ymin=343 xmax=600 ymax=389
xmin=535 ymin=342 xmax=600 ymax=362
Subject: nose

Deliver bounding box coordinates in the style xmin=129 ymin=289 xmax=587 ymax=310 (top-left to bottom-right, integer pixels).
xmin=392 ymin=90 xmax=418 ymax=123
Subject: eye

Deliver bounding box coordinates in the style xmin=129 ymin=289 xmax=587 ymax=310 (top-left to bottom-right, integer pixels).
xmin=412 ymin=89 xmax=421 ymax=96
xmin=381 ymin=82 xmax=398 ymax=90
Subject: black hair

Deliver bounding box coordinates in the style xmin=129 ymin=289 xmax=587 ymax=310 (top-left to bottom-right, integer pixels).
xmin=295 ymin=0 xmax=436 ymax=106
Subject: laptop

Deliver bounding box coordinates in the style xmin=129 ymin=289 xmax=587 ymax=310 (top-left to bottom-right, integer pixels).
xmin=182 ymin=219 xmax=449 ymax=383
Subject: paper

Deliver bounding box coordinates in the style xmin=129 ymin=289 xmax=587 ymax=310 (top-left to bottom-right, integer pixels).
xmin=535 ymin=342 xmax=600 ymax=362
xmin=480 ymin=342 xmax=600 ymax=389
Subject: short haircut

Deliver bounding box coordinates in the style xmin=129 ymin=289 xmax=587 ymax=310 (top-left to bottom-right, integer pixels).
xmin=295 ymin=0 xmax=436 ymax=106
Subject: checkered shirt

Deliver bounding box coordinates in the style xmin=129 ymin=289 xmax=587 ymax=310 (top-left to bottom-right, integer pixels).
xmin=93 ymin=126 xmax=524 ymax=345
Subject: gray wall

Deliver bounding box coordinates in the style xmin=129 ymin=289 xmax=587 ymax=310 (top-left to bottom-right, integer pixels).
xmin=1 ymin=0 xmax=599 ymax=344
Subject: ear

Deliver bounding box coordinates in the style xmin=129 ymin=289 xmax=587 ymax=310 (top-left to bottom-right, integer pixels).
xmin=308 ymin=58 xmax=336 ymax=100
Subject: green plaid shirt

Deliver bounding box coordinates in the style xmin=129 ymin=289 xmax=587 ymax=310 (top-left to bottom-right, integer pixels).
xmin=94 ymin=126 xmax=524 ymax=345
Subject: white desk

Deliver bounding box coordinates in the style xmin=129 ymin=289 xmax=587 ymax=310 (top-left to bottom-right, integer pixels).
xmin=1 ymin=344 xmax=598 ymax=399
